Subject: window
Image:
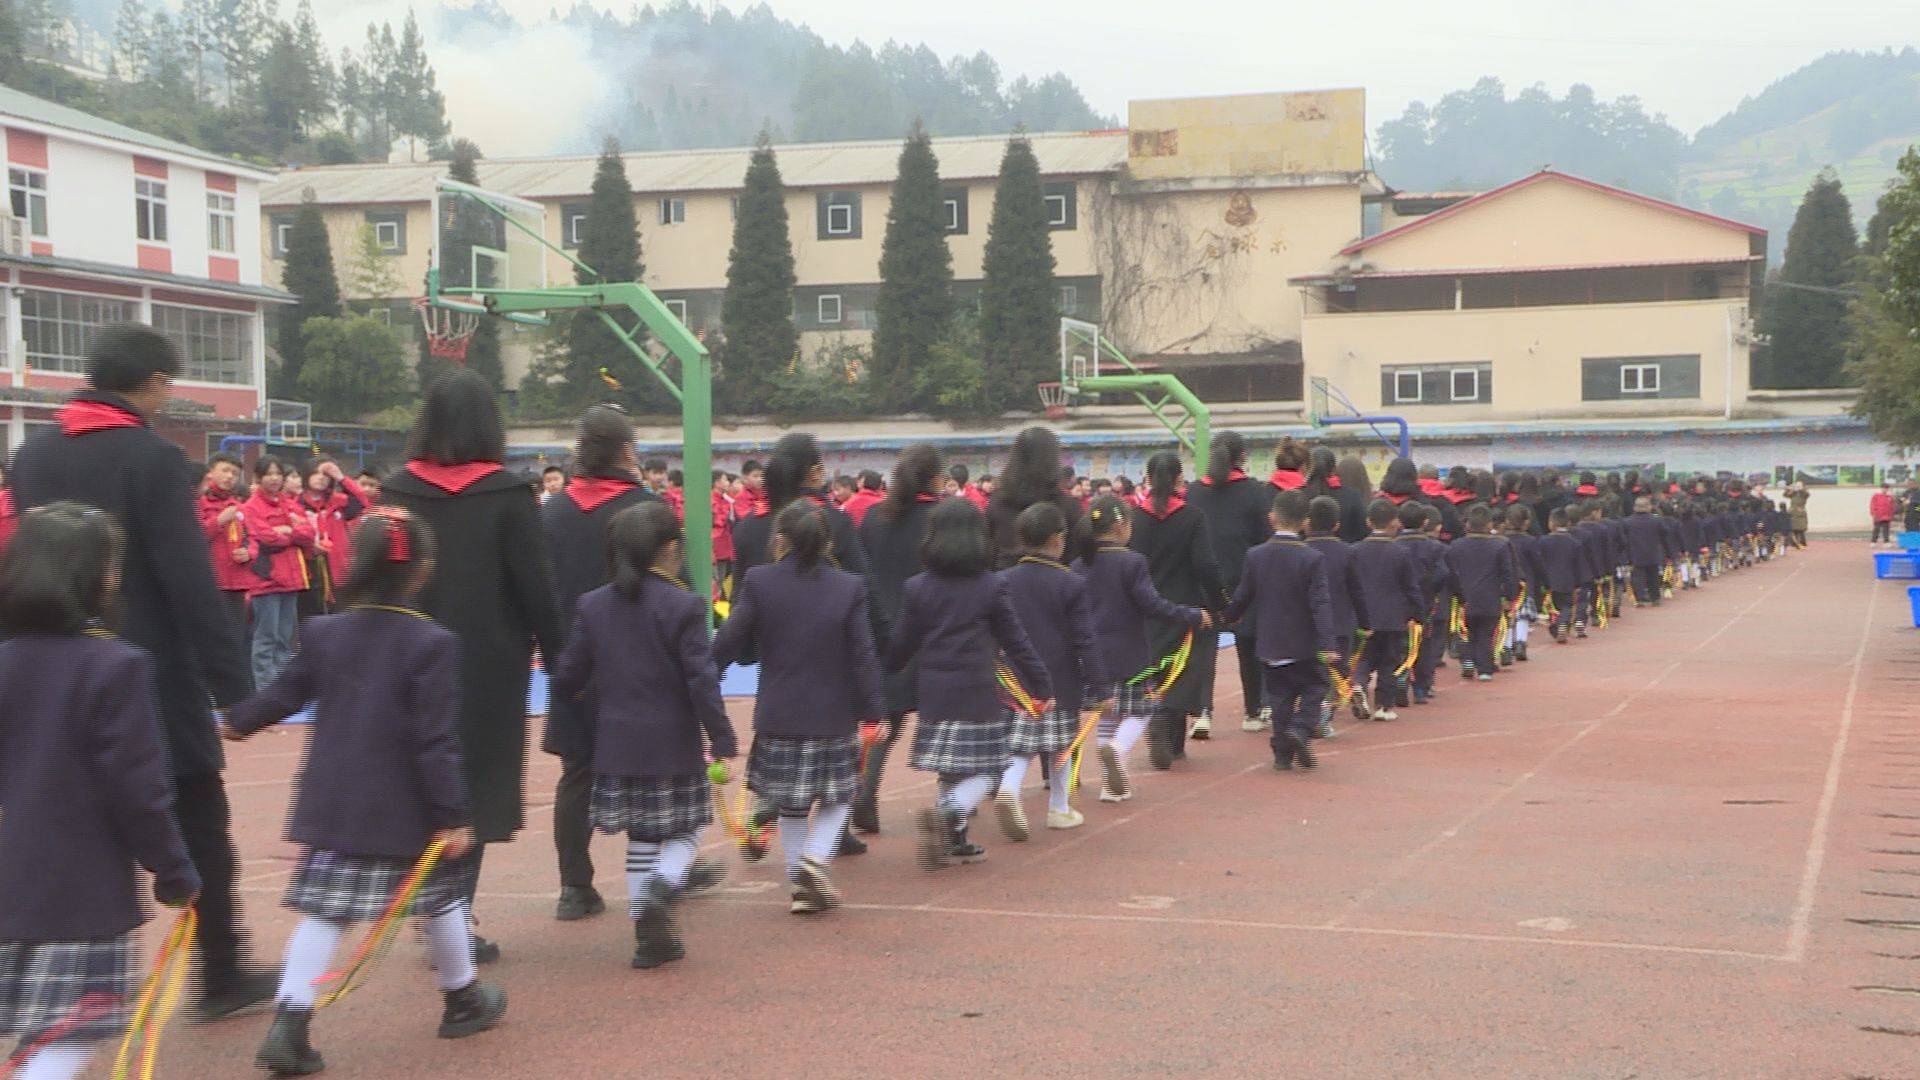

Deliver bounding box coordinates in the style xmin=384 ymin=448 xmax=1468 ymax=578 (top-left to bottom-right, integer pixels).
xmin=152 ymin=303 xmax=253 ymax=385
xmin=364 ymin=210 xmax=406 ymax=255
xmin=659 ymin=197 xmax=685 ymax=226
xmin=567 ymin=213 xmax=586 ymax=247
xmin=1620 ymin=363 xmax=1660 ymax=394
xmin=817 ymin=294 xmax=843 ymax=324
xmin=1450 ymin=367 xmax=1480 ymax=402
xmin=19 ymin=289 xmax=136 ymax=373
xmin=942 ymin=187 xmax=968 ymax=234
xmin=135 ymin=177 xmax=167 ymax=242
xmin=206 ymin=192 xmax=235 ymax=254
xmin=663 ymin=298 xmax=688 ymax=323
xmin=270 ymin=215 xmax=293 ymax=258
xmin=374 ymin=220 xmax=400 ymax=250
xmin=1058 ymin=285 xmax=1077 ymax=314
xmin=9 ymin=167 xmax=47 ymax=238
xmin=816 ymin=192 xmax=861 ymax=240
xmin=1042 ymin=182 xmax=1077 ymax=230
xmin=945 ymin=198 xmax=961 ymax=231
xmin=1392 ymin=369 xmax=1422 ymax=404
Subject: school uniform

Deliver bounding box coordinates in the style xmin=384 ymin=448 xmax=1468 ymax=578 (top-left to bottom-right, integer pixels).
xmin=1503 ymin=529 xmax=1542 ymax=657
xmin=1187 ymin=471 xmax=1274 ymax=721
xmin=1535 ymin=530 xmax=1586 ymax=639
xmin=1571 ymin=518 xmax=1610 ymax=626
xmin=997 ymin=555 xmax=1110 ymax=756
xmin=294 ymin=480 xmax=369 ymax=619
xmin=1397 ymin=532 xmax=1450 ymax=698
xmin=1443 ymin=533 xmax=1518 ymax=676
xmin=199 ymin=486 xmax=258 ymax=641
xmin=0 ymin=634 xmax=199 ymax=1050
xmin=1305 ymin=534 xmax=1367 ymax=671
xmin=1129 ymin=495 xmax=1225 ymax=757
xmin=243 ymin=487 xmax=315 ymax=693
xmin=1625 ymin=511 xmax=1666 ymax=606
xmin=842 ymin=487 xmax=884 ymax=525
xmin=1224 ymin=534 xmax=1333 ymax=763
xmin=733 ymin=491 xmax=872 ymax=585
xmin=1349 ymin=533 xmax=1422 ymax=712
xmin=1077 ymin=545 xmax=1206 ymax=727
xmin=853 ymin=496 xmax=938 ymax=824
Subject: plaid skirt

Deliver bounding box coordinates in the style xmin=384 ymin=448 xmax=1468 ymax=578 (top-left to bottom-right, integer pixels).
xmin=283 ymin=849 xmax=463 ymax=923
xmin=1096 ymin=682 xmax=1155 ymax=739
xmin=748 ymin=734 xmax=859 ymax=812
xmin=1006 ymin=704 xmax=1083 ymax=757
xmin=910 ymin=717 xmax=1008 ymax=777
xmin=0 ymin=934 xmax=132 ymax=1044
xmin=591 ymin=774 xmax=711 ymax=842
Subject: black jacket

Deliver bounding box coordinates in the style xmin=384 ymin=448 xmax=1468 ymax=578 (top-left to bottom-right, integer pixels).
xmin=1129 ymin=499 xmax=1225 ymax=714
xmin=538 ymin=480 xmax=657 ymax=761
xmin=1306 ymin=535 xmax=1367 ymax=638
xmin=8 ymin=391 xmax=252 ymax=778
xmin=860 ymin=497 xmax=936 ymax=715
xmin=1186 ymin=474 xmax=1271 ymax=590
xmin=884 ymin=571 xmax=1050 ymax=723
xmin=1350 ymin=533 xmax=1422 ymax=629
xmin=1225 ymin=536 xmax=1333 ymax=663
xmin=999 ymin=555 xmax=1110 ymax=712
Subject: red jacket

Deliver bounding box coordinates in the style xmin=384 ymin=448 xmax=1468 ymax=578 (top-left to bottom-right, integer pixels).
xmin=1871 ymin=491 xmax=1897 ymax=523
xmin=960 ymin=483 xmax=989 ymax=510
xmin=296 ymin=477 xmax=369 ymax=592
xmin=711 ymin=488 xmax=735 ymax=562
xmin=0 ymin=490 xmax=14 ymax=555
xmin=198 ymin=488 xmax=258 ymax=593
xmin=733 ymin=486 xmax=765 ymax=521
xmin=243 ymin=488 xmax=315 ymax=596
xmin=843 ymin=487 xmax=884 ymax=525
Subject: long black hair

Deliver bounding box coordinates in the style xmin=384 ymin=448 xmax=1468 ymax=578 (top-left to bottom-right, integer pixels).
xmin=1305 ymin=445 xmax=1338 ymax=490
xmin=0 ymin=502 xmax=123 ymax=635
xmin=763 ymin=432 xmax=823 ymax=514
xmin=921 ymin=497 xmax=989 ymax=577
xmin=878 ymin=443 xmax=944 ymax=523
xmin=1206 ymin=431 xmax=1247 ymax=486
xmin=774 ymin=500 xmax=830 ymax=572
xmin=1335 ymin=454 xmax=1372 ymax=498
xmin=574 ymin=405 xmax=637 ymax=480
xmin=340 ymin=511 xmax=438 ymax=608
xmin=409 ymin=369 xmax=506 ymax=465
xmin=993 ymin=426 xmax=1064 ymax=514
xmin=1145 ymin=450 xmax=1183 ymax=515
xmin=1378 ymin=457 xmax=1420 ymax=498
xmin=608 ymin=501 xmax=684 ymax=599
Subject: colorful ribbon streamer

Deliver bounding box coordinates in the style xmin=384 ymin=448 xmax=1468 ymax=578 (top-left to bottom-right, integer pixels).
xmin=1061 ymin=709 xmax=1102 ymax=796
xmin=1394 ymin=620 xmax=1422 ymax=677
xmin=312 ymin=839 xmax=448 ymax=1009
xmin=995 ymin=662 xmax=1047 ymax=719
xmin=109 ymin=904 xmax=196 ymax=1080
xmin=1127 ymin=628 xmax=1195 ymax=698
xmin=1324 ymin=656 xmax=1352 ymax=705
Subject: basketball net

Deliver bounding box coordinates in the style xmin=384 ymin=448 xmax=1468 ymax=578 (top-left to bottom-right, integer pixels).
xmin=414 ymin=297 xmax=479 ymax=363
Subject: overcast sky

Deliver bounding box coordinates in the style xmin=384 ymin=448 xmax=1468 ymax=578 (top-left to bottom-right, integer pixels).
xmin=308 ymin=0 xmax=1918 ymax=154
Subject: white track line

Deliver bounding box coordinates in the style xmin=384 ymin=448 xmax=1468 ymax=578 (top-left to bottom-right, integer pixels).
xmin=1783 ymin=574 xmax=1880 ymax=962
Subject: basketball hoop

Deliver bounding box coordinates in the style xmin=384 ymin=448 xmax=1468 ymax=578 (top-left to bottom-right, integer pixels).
xmin=1037 ymin=381 xmax=1069 ymax=421
xmin=414 ymin=297 xmax=480 ymax=362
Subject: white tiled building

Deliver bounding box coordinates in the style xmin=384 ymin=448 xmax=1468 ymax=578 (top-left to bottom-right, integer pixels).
xmin=0 ymin=85 xmax=291 ymax=454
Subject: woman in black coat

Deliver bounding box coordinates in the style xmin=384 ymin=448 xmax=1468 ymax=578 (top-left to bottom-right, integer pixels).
xmin=853 ymin=444 xmax=944 ymax=833
xmin=1184 ymin=431 xmax=1270 ymax=733
xmin=731 ymin=432 xmax=870 ymax=584
xmin=1305 ymin=446 xmax=1369 ymax=544
xmin=987 ymin=426 xmax=1083 ymax=569
xmin=539 ymin=406 xmax=657 ymax=922
xmin=1130 ymin=450 xmax=1225 ymax=769
xmin=381 ymin=370 xmax=565 ymax=961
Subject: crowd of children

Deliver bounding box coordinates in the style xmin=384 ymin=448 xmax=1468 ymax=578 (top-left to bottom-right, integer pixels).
xmin=0 ymin=360 xmax=1801 ymax=1078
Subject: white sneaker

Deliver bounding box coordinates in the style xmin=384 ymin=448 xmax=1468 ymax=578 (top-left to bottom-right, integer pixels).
xmin=1098 ymin=742 xmax=1130 ymax=800
xmin=1190 ymin=712 xmax=1212 ymax=740
xmin=1242 ymin=707 xmax=1272 ymax=732
xmin=1372 ymin=708 xmax=1397 ymax=722
xmin=993 ymin=787 xmax=1029 ymax=842
xmin=1046 ymin=808 xmax=1085 ymax=830
xmin=1098 ymin=789 xmax=1133 ymax=803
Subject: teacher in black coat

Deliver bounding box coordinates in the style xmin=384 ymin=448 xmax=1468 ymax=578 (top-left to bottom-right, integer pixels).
xmin=382 ymin=370 xmax=565 ymax=962
xmin=987 ymin=426 xmax=1083 ymax=569
xmin=1185 ymin=431 xmax=1270 ymax=732
xmin=1131 ymin=450 xmax=1225 ymax=770
xmin=539 ymin=405 xmax=656 ymax=922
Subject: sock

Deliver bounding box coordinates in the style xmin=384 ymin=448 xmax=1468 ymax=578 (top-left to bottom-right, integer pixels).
xmin=625 ymin=839 xmax=661 ymax=918
xmin=1048 ymin=753 xmax=1073 ymax=814
xmin=1113 ymin=716 xmax=1149 ymax=755
xmin=421 ymin=903 xmax=476 ymax=992
xmin=1000 ymin=755 xmax=1029 ymax=794
xmin=803 ymin=802 xmax=852 ymax=865
xmin=1513 ymin=617 xmax=1529 ymax=645
xmin=13 ymin=1041 xmax=95 ymax=1080
xmin=778 ymin=812 xmax=808 ymax=879
xmin=656 ymin=833 xmax=698 ymax=890
xmin=943 ymin=774 xmax=996 ymax=816
xmin=276 ymin=916 xmax=346 ymax=1010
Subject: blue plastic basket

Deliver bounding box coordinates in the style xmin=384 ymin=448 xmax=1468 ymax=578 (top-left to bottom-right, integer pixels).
xmin=1910 ymin=585 xmax=1920 ymax=628
xmin=1900 ymin=532 xmax=1920 ymax=550
xmin=1876 ymin=551 xmax=1920 ymax=579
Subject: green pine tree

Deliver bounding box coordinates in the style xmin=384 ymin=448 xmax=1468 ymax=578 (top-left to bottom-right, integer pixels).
xmin=978 ymin=133 xmax=1057 ymax=412
xmin=720 ymin=132 xmax=797 ymax=412
xmin=1758 ymin=167 xmax=1858 ymax=388
xmin=1847 ymin=147 xmax=1920 ymax=448
xmin=274 ymin=196 xmax=341 ymax=396
xmin=564 ymin=138 xmax=663 ymax=410
xmin=871 ymin=121 xmax=954 ymax=410
xmin=296 ymin=314 xmax=409 ymax=421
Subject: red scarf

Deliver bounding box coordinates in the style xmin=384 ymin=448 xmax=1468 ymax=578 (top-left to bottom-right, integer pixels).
xmin=405 ymin=460 xmax=503 ymax=494
xmin=1417 ymin=478 xmax=1444 ymax=497
xmin=1199 ymin=469 xmax=1249 ymax=487
xmin=1270 ymin=470 xmax=1305 ymax=491
xmin=1136 ymin=493 xmax=1187 ymax=520
xmin=567 ymin=476 xmax=639 ymax=513
xmin=1443 ymin=488 xmax=1475 ymax=504
xmin=1326 ymin=475 xmax=1342 ymax=489
xmin=59 ymin=399 xmax=143 ymax=436
xmin=1382 ymin=491 xmax=1411 ymax=505
xmin=1575 ymin=484 xmax=1599 ymax=496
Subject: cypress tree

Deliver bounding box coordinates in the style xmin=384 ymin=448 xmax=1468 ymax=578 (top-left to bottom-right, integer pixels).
xmin=979 ymin=133 xmax=1056 ymax=412
xmin=1758 ymin=167 xmax=1858 ymax=388
xmin=720 ymin=131 xmax=797 ymax=412
xmin=566 ymin=138 xmax=663 ymax=410
xmin=871 ymin=121 xmax=954 ymax=410
xmin=274 ymin=195 xmax=340 ymax=396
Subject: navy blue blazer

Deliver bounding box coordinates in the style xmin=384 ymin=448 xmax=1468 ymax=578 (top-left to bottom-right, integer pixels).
xmin=1536 ymin=531 xmax=1587 ymax=593
xmin=1350 ymin=533 xmax=1421 ymax=629
xmin=884 ymin=571 xmax=1051 ymax=722
xmin=1572 ymin=520 xmax=1610 ymax=581
xmin=227 ymin=608 xmax=470 ymax=860
xmin=552 ymin=576 xmax=738 ymax=777
xmin=1396 ymin=533 xmax=1450 ymax=606
xmin=1506 ymin=532 xmax=1542 ymax=589
xmin=1305 ymin=535 xmax=1367 ymax=638
xmin=712 ymin=558 xmax=883 ymax=738
xmin=1625 ymin=512 xmax=1666 ymax=566
xmin=0 ymin=634 xmax=199 ymax=940
xmin=1075 ymin=545 xmax=1204 ymax=684
xmin=998 ymin=556 xmax=1111 ymax=712
xmin=1444 ymin=533 xmax=1519 ymax=617
xmin=1225 ymin=535 xmax=1333 ymax=663
xmin=1659 ymin=516 xmax=1683 ymax=559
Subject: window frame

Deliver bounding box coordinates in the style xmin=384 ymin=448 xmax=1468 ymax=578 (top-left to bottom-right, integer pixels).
xmin=205 ymin=191 xmax=236 ymax=254
xmin=1044 ymin=193 xmax=1069 ymax=227
xmin=151 ymin=300 xmax=254 ymax=386
xmin=18 ymin=287 xmax=138 ymax=374
xmin=1058 ymin=285 xmax=1077 ymax=314
xmin=9 ymin=166 xmax=48 ymax=238
xmin=1392 ymin=369 xmax=1422 ymax=404
xmin=1449 ymin=366 xmax=1481 ymax=402
xmin=825 ymin=203 xmax=854 ymax=237
xmin=134 ymin=177 xmax=168 ymax=243
xmin=1620 ymin=362 xmax=1660 ymax=395
xmin=659 ymin=196 xmax=686 ymax=226
xmin=373 ymin=219 xmax=401 ymax=252
xmin=817 ymin=294 xmax=843 ymax=324
xmin=663 ymin=298 xmax=689 ymax=323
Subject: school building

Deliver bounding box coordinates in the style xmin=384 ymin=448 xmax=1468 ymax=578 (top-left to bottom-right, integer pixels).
xmin=0 ymin=85 xmax=290 ymax=458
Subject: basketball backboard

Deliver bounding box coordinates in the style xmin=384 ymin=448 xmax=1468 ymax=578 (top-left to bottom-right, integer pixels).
xmin=431 ymin=178 xmax=549 ymax=300
xmin=1059 ymin=317 xmax=1103 ymax=391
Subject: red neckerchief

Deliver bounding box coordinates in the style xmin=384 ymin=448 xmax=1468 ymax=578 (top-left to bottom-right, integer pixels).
xmin=1503 ymin=493 xmax=1519 ymax=504
xmin=1417 ymin=478 xmax=1444 ymax=497
xmin=1136 ymin=493 xmax=1187 ymax=520
xmin=567 ymin=476 xmax=639 ymax=513
xmin=1575 ymin=484 xmax=1599 ymax=496
xmin=1382 ymin=491 xmax=1411 ymax=505
xmin=59 ymin=399 xmax=143 ymax=436
xmin=1199 ymin=469 xmax=1249 ymax=487
xmin=405 ymin=460 xmax=503 ymax=494
xmin=915 ymin=492 xmax=941 ymax=503
xmin=1326 ymin=475 xmax=1342 ymax=489
xmin=1443 ymin=488 xmax=1475 ymax=504
xmin=1270 ymin=470 xmax=1305 ymax=490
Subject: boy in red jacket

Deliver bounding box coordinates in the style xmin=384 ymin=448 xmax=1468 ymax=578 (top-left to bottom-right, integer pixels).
xmin=199 ymin=452 xmax=257 ymax=639
xmin=1871 ymin=483 xmax=1896 ymax=546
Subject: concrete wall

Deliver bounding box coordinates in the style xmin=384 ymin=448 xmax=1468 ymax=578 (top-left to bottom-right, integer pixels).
xmin=1126 ymin=89 xmax=1366 ymax=180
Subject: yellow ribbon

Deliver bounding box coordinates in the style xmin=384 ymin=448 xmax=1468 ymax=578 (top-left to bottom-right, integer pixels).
xmin=313 ymin=838 xmax=449 ymax=1009
xmin=110 ymin=906 xmax=196 ymax=1080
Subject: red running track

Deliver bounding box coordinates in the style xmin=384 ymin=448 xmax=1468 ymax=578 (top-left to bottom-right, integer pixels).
xmin=151 ymin=542 xmax=1920 ymax=1077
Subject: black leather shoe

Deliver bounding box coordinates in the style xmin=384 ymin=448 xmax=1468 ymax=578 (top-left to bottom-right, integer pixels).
xmin=255 ymin=1004 xmax=324 ymax=1075
xmin=437 ymin=980 xmax=507 ymax=1039
xmin=198 ymin=966 xmax=277 ymax=1022
xmin=554 ymin=885 xmax=606 ymax=921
